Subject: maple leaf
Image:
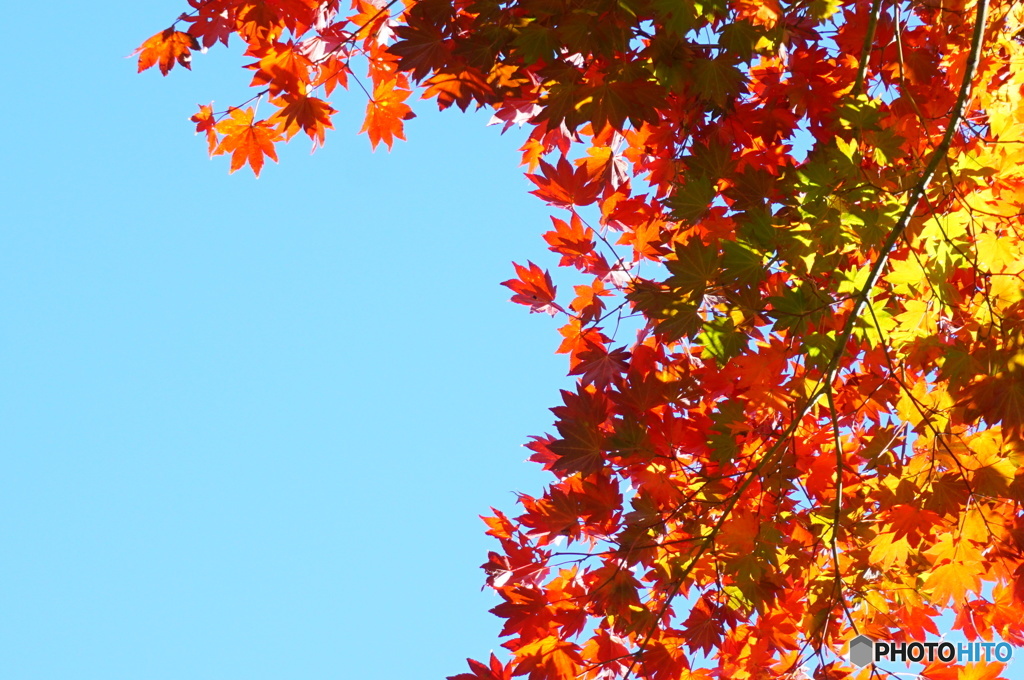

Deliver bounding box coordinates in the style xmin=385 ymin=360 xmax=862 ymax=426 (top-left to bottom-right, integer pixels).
xmin=134 ymin=28 xmax=200 ymax=76
xmin=512 ymin=637 xmax=583 ymax=680
xmin=212 ymin=107 xmax=281 ymax=176
xmin=423 ymin=68 xmax=494 ymax=111
xmin=236 ymin=1 xmax=283 ymax=46
xmin=388 ymin=9 xmax=450 ymax=81
xmin=271 ymin=94 xmax=336 ymax=148
xmin=885 ymin=504 xmax=944 ymax=547
xmin=586 ymin=64 xmax=665 ymax=131
xmin=491 ymin=585 xmax=556 ymax=639
xmin=527 ymin=157 xmax=603 ymax=208
xmin=181 ymin=0 xmax=236 ymax=48
xmin=349 ymin=0 xmax=395 ymax=46
xmin=482 ymin=508 xmax=518 ymax=541
xmin=925 ymin=561 xmax=981 ymax=607
xmin=543 ymin=215 xmax=596 ymax=270
xmin=579 ymin=145 xmax=630 ymax=190
xmin=448 ymin=653 xmax=514 ymax=680
xmin=734 ymin=0 xmax=782 ymax=27
xmin=502 ymin=262 xmax=564 ymax=316
xmin=312 ymin=55 xmax=350 ymax=97
xmin=247 ymin=40 xmax=314 ymax=96
xmin=190 ymin=103 xmax=218 ymax=154
xmin=568 ymin=340 xmax=629 ymax=387
xmin=568 ymin=280 xmax=611 ymax=323
xmin=490 ymin=99 xmax=543 ymax=132
xmin=681 ymin=596 xmax=724 ymax=656
xmin=949 ymin=662 xmax=1007 ymax=680
xmin=360 ymin=78 xmax=416 ymax=150
xmin=547 ymin=387 xmax=610 ymax=477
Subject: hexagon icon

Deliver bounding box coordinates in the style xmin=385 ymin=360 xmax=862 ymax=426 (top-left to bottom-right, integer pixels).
xmin=849 ymin=635 xmax=875 ymax=667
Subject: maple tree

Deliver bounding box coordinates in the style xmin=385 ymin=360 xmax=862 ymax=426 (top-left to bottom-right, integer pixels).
xmin=137 ymin=0 xmax=1024 ymax=678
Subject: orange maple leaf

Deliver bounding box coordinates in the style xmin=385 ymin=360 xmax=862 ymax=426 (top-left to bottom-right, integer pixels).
xmin=134 ymin=28 xmax=200 ymax=76
xmin=925 ymin=561 xmax=981 ymax=607
xmin=271 ymin=94 xmax=336 ymax=148
xmin=360 ymin=78 xmax=416 ymax=150
xmin=213 ymin=107 xmax=282 ymax=176
xmin=190 ymin=103 xmax=219 ymax=154
xmin=513 ymin=636 xmax=583 ymax=680
xmin=568 ymin=279 xmax=611 ymax=323
xmin=422 ymin=68 xmax=494 ymax=111
xmin=247 ymin=41 xmax=313 ymax=96
xmin=945 ymin=661 xmax=1008 ymax=680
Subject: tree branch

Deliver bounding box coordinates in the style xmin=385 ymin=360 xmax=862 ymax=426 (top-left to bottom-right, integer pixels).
xmin=853 ymin=0 xmax=886 ymax=94
xmin=824 ymin=0 xmax=989 ymax=386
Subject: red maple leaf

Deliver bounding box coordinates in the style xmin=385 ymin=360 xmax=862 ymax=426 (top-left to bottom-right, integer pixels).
xmin=543 ymin=214 xmax=596 ymax=270
xmin=180 ymin=0 xmax=236 ymax=48
xmin=190 ymin=103 xmax=218 ymax=154
xmin=448 ymin=653 xmax=514 ymax=680
xmin=568 ymin=340 xmax=629 ymax=387
xmin=502 ymin=262 xmax=564 ymax=316
xmin=527 ymin=156 xmax=603 ymax=207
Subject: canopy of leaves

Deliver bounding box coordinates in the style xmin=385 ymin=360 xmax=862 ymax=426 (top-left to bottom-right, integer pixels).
xmin=139 ymin=0 xmax=1024 ymax=678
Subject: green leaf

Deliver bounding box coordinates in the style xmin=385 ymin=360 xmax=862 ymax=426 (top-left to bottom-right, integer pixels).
xmin=853 ymin=300 xmax=895 ymax=347
xmin=655 ymin=300 xmax=702 ymax=342
xmin=719 ymin=20 xmax=761 ymax=63
xmin=699 ymin=316 xmax=746 ymax=365
xmin=668 ymin=174 xmax=716 ymax=222
xmin=835 ymin=95 xmax=883 ymax=131
xmin=667 ymin=239 xmax=720 ymax=295
xmin=735 ymin=207 xmax=776 ymax=249
xmin=721 ymin=239 xmax=765 ymax=285
xmin=651 ymin=0 xmax=696 ymax=37
xmin=685 ymin=140 xmax=734 ymax=182
xmin=628 ymin=283 xmax=702 ymax=342
xmin=803 ymin=331 xmax=837 ymax=372
xmin=766 ymin=285 xmax=812 ymax=333
xmin=835 ymin=135 xmax=857 ymax=161
xmin=938 ymin=345 xmax=977 ymax=388
xmin=691 ymin=56 xmax=746 ymax=107
xmin=810 ymin=0 xmax=842 ymax=18
xmin=835 ymin=264 xmax=871 ymax=296
xmin=708 ymin=400 xmax=745 ymax=462
xmin=512 ymin=23 xmax=557 ymax=63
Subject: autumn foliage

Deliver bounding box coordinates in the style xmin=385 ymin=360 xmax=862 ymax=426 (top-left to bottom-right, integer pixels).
xmin=138 ymin=0 xmax=1024 ymax=678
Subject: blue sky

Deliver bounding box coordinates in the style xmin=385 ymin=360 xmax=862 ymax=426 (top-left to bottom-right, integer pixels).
xmin=1 ymin=3 xmax=569 ymax=678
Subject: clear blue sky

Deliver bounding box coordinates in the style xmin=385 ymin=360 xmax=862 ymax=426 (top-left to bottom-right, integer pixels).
xmin=1 ymin=4 xmax=569 ymax=678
